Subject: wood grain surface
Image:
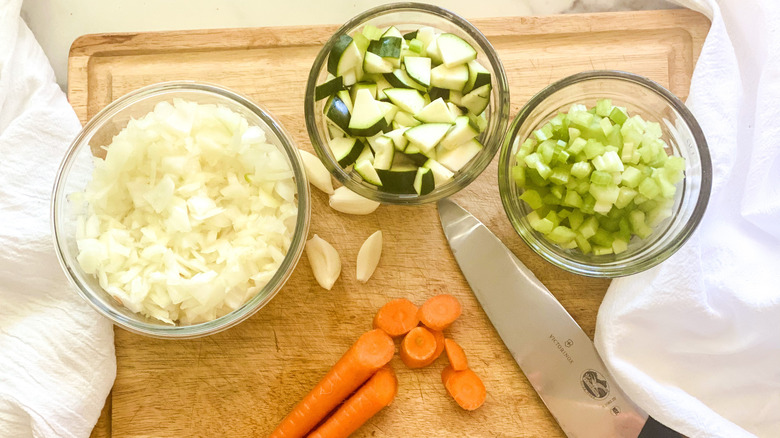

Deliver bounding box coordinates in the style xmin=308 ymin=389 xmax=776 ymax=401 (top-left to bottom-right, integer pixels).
xmin=69 ymin=9 xmax=709 ymax=438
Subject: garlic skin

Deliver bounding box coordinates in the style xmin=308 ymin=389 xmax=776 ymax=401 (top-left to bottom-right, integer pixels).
xmin=329 ymin=187 xmax=380 ymax=215
xmin=356 ymin=230 xmax=383 ymax=283
xmin=298 ymin=149 xmax=334 ymax=195
xmin=305 ymin=234 xmax=341 ymax=290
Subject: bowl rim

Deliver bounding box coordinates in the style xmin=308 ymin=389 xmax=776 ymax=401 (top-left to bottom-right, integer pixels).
xmin=304 ymin=1 xmax=510 ymax=205
xmin=497 ymin=70 xmax=713 ymax=277
xmin=51 ymin=80 xmax=311 ymax=338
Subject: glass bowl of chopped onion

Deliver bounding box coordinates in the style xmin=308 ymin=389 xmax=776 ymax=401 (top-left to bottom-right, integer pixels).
xmin=498 ymin=71 xmax=712 ymax=277
xmin=52 ymin=82 xmax=310 ymax=338
xmin=304 ymin=2 xmax=509 ymax=204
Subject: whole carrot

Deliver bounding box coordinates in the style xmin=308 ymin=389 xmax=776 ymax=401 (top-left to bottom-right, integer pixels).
xmin=306 ymin=366 xmax=398 ymax=438
xmin=270 ymin=329 xmax=395 ymax=438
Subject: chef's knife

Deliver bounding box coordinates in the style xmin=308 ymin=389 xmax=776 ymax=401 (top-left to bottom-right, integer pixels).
xmin=437 ymin=199 xmax=681 ymax=438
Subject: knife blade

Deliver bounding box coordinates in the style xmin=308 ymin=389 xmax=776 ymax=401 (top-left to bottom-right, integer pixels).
xmin=437 ymin=199 xmax=681 ymax=438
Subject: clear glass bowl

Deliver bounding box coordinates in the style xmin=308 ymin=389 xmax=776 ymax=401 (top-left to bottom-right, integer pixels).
xmin=498 ymin=71 xmax=712 ymax=277
xmin=51 ymin=82 xmax=311 ymax=338
xmin=305 ymin=2 xmax=509 ymax=204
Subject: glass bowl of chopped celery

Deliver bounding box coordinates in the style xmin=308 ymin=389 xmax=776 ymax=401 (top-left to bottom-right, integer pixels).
xmin=305 ymin=2 xmax=509 ymax=204
xmin=52 ymin=82 xmax=311 ymax=338
xmin=498 ymin=71 xmax=712 ymax=277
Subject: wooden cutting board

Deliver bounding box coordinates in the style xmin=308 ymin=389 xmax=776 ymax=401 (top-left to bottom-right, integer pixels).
xmin=69 ymin=9 xmax=709 ymax=437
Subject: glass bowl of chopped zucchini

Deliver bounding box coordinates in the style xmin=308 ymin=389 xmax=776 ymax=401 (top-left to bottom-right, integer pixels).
xmin=52 ymin=82 xmax=311 ymax=338
xmin=305 ymin=2 xmax=509 ymax=204
xmin=498 ymin=71 xmax=712 ymax=277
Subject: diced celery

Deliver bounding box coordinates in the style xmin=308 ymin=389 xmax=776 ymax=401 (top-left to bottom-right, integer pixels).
xmin=600 ymin=117 xmax=613 ymax=135
xmin=652 ymin=168 xmax=677 ymax=198
xmin=534 ymin=123 xmax=554 ymax=141
xmin=550 ymin=167 xmax=570 ymax=185
xmin=621 ymin=166 xmax=643 ymax=188
xmin=583 ymin=139 xmax=605 ymax=159
xmin=628 ymin=210 xmax=653 ymax=239
xmin=536 ymin=162 xmax=553 ymax=180
xmin=528 ymin=211 xmax=554 ymax=234
xmin=596 ymin=99 xmax=613 ymax=117
xmin=581 ymin=193 xmax=596 ymax=214
xmin=562 ymin=190 xmax=583 ymax=208
xmin=575 ymin=233 xmax=592 ymax=253
xmin=550 ymin=185 xmax=564 ymax=200
xmin=568 ymin=209 xmax=584 ymax=231
xmin=612 ymin=238 xmax=628 ymax=254
xmin=591 ymin=228 xmax=615 ymax=247
xmin=538 ymin=140 xmax=556 ymax=164
xmin=614 ymin=187 xmax=638 ymax=209
xmin=589 ymin=183 xmax=619 ymax=205
xmin=560 ymin=239 xmax=578 ymax=249
xmin=524 ymin=152 xmax=542 ymax=169
xmin=645 ymin=121 xmax=663 ymax=139
xmin=553 ymin=149 xmax=570 ymax=165
xmin=545 ymin=210 xmax=561 ymax=227
xmin=568 ymin=127 xmax=581 ymax=142
xmin=542 ymin=193 xmax=561 ymax=206
xmin=547 ymin=225 xmax=577 ymax=244
xmin=647 ymin=203 xmax=673 ymax=227
xmin=665 ymin=155 xmax=686 ymax=172
xmin=606 ymin=125 xmax=623 ymax=149
xmin=571 ymin=161 xmax=592 ymax=179
xmin=620 ymin=141 xmax=635 ymax=163
xmin=527 ymin=168 xmax=550 ymax=186
xmin=590 ymin=170 xmax=613 ymax=186
xmin=600 ymin=151 xmax=625 ymax=172
xmin=520 ymin=189 xmax=543 ymax=210
xmin=593 ymin=246 xmax=614 ymax=256
xmin=617 ymin=217 xmax=631 ymax=242
xmin=558 ymin=208 xmax=571 ymax=219
xmin=568 ymin=137 xmax=587 ymax=154
xmin=608 ymin=106 xmax=628 ymax=125
xmin=579 ymin=216 xmax=599 ymax=239
xmin=512 ymin=165 xmax=526 ymax=188
xmin=638 ymin=177 xmax=661 ymax=199
xmin=575 ymin=180 xmax=590 ymax=195
xmin=569 ymin=110 xmax=594 ymax=128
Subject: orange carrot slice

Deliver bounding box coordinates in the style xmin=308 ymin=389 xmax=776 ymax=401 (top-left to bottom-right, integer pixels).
xmin=430 ymin=329 xmax=445 ymax=362
xmin=444 ymin=368 xmax=486 ymax=411
xmin=444 ymin=339 xmax=468 ymax=371
xmin=418 ymin=294 xmax=462 ymax=331
xmin=372 ymin=298 xmax=419 ymax=337
xmin=307 ymin=366 xmax=397 ymax=438
xmin=441 ymin=364 xmax=457 ymax=387
xmin=399 ymin=326 xmax=437 ymax=369
xmin=270 ymin=329 xmax=395 ymax=438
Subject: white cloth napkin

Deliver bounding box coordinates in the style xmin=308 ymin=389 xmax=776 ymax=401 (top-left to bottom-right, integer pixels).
xmin=596 ymin=0 xmax=780 ymax=437
xmin=0 ymin=1 xmax=116 ymax=437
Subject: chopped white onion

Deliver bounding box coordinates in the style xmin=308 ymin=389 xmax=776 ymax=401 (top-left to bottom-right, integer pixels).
xmin=76 ymin=98 xmax=298 ymax=325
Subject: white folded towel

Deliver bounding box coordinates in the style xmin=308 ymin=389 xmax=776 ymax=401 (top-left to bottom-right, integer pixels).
xmin=596 ymin=1 xmax=780 ymax=437
xmin=0 ymin=1 xmax=115 ymax=437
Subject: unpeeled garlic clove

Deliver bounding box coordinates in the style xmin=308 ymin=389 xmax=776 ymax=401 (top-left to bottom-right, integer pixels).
xmin=299 ymin=149 xmax=334 ymax=195
xmin=356 ymin=230 xmax=382 ymax=283
xmin=305 ymin=234 xmax=341 ymax=290
xmin=329 ymin=186 xmax=380 ymax=215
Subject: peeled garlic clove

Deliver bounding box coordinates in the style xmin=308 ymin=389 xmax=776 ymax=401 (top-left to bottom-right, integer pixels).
xmin=356 ymin=230 xmax=382 ymax=283
xmin=298 ymin=149 xmax=334 ymax=195
xmin=305 ymin=234 xmax=341 ymax=290
xmin=329 ymin=186 xmax=380 ymax=215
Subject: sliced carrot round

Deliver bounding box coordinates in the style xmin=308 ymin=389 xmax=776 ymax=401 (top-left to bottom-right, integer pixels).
xmin=399 ymin=326 xmax=437 ymax=369
xmin=418 ymin=294 xmax=462 ymax=331
xmin=441 ymin=364 xmax=456 ymax=387
xmin=430 ymin=330 xmax=445 ymax=362
xmin=444 ymin=368 xmax=486 ymax=411
xmin=444 ymin=338 xmax=469 ymax=371
xmin=372 ymin=298 xmax=419 ymax=337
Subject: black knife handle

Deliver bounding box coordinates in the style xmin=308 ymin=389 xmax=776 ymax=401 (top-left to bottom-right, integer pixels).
xmin=638 ymin=416 xmax=684 ymax=438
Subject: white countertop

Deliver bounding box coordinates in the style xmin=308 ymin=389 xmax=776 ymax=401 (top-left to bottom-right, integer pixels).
xmin=20 ymin=0 xmax=674 ymax=89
